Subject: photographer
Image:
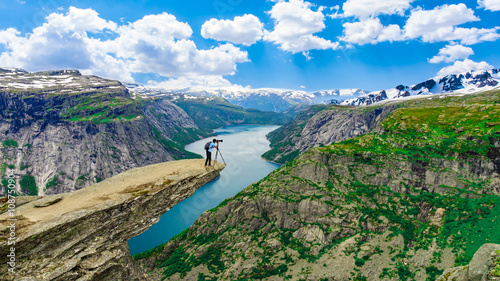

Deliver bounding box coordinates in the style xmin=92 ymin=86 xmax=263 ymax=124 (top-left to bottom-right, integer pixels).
xmin=204 ymin=139 xmax=219 ymax=166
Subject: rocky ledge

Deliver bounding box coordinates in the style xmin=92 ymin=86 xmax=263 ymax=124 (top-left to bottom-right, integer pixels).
xmin=438 ymin=243 xmax=500 ymax=281
xmin=0 ymin=159 xmax=224 ymax=280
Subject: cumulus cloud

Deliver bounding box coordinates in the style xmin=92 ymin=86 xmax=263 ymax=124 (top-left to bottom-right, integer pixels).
xmin=342 ymin=0 xmax=414 ymax=18
xmin=0 ymin=7 xmax=249 ymax=84
xmin=264 ymin=0 xmax=339 ymax=54
xmin=404 ymin=3 xmax=500 ymax=45
xmin=341 ymin=18 xmax=403 ymax=44
xmin=201 ymin=14 xmax=264 ymax=46
xmin=437 ymin=59 xmax=493 ymax=76
xmin=478 ymin=0 xmax=500 ymax=11
xmin=429 ymin=44 xmax=474 ymax=63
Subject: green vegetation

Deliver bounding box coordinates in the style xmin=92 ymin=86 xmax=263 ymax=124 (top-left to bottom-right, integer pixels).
xmin=45 ymin=176 xmax=58 ymax=189
xmin=174 ymin=97 xmax=290 ymax=130
xmin=76 ymin=174 xmax=89 ymax=186
xmin=20 ymin=174 xmax=38 ymax=195
xmin=426 ymin=266 xmax=444 ymax=281
xmin=263 ymin=104 xmax=328 ymax=163
xmin=60 ymin=93 xmax=145 ymax=124
xmin=2 ymin=139 xmax=18 ymax=148
xmin=492 ymin=250 xmax=500 ymax=276
xmin=151 ymin=126 xmax=201 ymax=160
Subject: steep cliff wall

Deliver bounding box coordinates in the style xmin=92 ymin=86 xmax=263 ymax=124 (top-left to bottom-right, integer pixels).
xmin=0 ymin=159 xmax=224 ymax=280
xmin=263 ymin=103 xmax=397 ymax=164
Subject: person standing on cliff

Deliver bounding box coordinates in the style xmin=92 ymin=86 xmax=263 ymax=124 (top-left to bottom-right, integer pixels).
xmin=205 ymin=139 xmax=218 ymax=166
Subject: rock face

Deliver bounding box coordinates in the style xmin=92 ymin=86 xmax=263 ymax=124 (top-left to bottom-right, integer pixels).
xmin=0 ymin=159 xmax=225 ymax=280
xmin=0 ymin=69 xmax=198 ymax=195
xmin=438 ymin=244 xmax=500 ymax=281
xmin=263 ymin=103 xmax=397 ymax=163
xmin=137 ymin=90 xmax=500 ymax=280
xmin=0 ymin=68 xmax=286 ymax=195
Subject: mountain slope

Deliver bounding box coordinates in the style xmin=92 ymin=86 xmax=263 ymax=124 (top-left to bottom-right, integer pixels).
xmin=0 ymin=68 xmax=288 ymax=195
xmin=136 ymin=90 xmax=500 ymax=281
xmin=263 ymin=103 xmax=397 ymax=164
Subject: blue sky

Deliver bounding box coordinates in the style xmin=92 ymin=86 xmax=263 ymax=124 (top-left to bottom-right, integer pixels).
xmin=0 ymin=0 xmax=499 ymax=91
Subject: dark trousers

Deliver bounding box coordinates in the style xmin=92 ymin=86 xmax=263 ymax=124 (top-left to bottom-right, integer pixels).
xmin=205 ymin=150 xmax=211 ymax=166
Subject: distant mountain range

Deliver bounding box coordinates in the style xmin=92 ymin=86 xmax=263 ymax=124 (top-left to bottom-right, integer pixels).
xmin=341 ymin=69 xmax=500 ymax=106
xmin=124 ymin=83 xmax=368 ymax=112
xmin=126 ymin=69 xmax=500 ymax=111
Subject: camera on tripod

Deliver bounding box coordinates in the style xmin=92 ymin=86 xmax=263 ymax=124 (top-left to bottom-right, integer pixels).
xmin=215 ymin=139 xmax=223 ymax=143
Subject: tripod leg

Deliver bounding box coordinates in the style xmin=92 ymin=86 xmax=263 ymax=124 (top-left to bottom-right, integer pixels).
xmin=217 ymin=149 xmax=226 ymax=165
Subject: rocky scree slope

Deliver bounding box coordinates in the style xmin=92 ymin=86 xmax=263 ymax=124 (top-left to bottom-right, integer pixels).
xmin=0 ymin=68 xmax=286 ymax=196
xmin=137 ymin=90 xmax=500 ymax=281
xmin=0 ymin=159 xmax=225 ymax=280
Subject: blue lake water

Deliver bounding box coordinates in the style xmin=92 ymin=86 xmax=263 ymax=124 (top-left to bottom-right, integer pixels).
xmin=128 ymin=125 xmax=281 ymax=255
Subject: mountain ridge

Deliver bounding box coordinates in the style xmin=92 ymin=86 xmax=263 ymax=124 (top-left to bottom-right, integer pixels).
xmin=125 ymin=69 xmax=500 ymax=112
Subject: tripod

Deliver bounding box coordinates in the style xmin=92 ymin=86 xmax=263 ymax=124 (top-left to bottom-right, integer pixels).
xmin=213 ymin=147 xmax=226 ymax=166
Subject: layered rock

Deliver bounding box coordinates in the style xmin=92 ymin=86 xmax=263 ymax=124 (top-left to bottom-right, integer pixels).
xmin=0 ymin=159 xmax=225 ymax=280
xmin=263 ymin=103 xmax=397 ymax=163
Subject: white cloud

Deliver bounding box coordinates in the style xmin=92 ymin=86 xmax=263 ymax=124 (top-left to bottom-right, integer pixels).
xmin=429 ymin=44 xmax=474 ymax=63
xmin=437 ymin=59 xmax=493 ymax=76
xmin=0 ymin=28 xmax=20 ymax=46
xmin=342 ymin=0 xmax=414 ymax=18
xmin=264 ymin=0 xmax=339 ymax=54
xmin=478 ymin=0 xmax=500 ymax=11
xmin=149 ymin=75 xmax=239 ymax=89
xmin=405 ymin=4 xmax=478 ymax=39
xmin=0 ymin=7 xmax=249 ymax=84
xmin=403 ymin=4 xmax=499 ymax=45
xmin=420 ymin=26 xmax=500 ymax=45
xmin=341 ymin=18 xmax=403 ymax=45
xmin=201 ymin=14 xmax=264 ymax=46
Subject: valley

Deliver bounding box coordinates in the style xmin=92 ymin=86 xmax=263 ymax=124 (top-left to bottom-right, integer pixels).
xmin=1 ymin=68 xmax=499 ymax=281
xmin=135 ymin=89 xmax=500 ymax=280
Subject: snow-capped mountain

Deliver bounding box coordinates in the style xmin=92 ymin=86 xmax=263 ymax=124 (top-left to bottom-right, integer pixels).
xmin=342 ymin=69 xmax=500 ymax=106
xmin=125 ymin=83 xmax=368 ymax=112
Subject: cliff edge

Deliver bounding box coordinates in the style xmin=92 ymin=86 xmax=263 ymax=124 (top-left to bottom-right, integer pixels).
xmin=0 ymin=159 xmax=225 ymax=280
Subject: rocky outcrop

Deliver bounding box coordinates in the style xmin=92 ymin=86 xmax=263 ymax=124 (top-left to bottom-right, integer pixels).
xmin=438 ymin=244 xmax=500 ymax=281
xmin=0 ymin=159 xmax=225 ymax=280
